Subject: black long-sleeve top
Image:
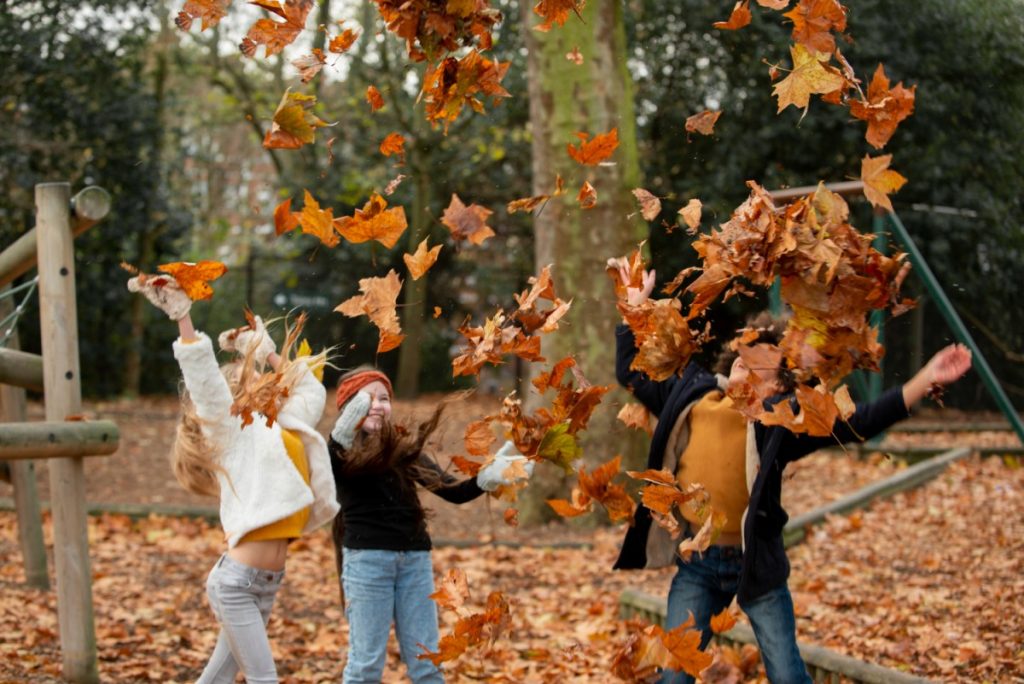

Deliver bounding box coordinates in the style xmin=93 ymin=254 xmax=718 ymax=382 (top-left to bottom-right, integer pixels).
xmin=328 ymin=437 xmax=485 ymax=550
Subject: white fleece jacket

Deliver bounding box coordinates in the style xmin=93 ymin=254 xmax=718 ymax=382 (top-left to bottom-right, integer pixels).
xmin=173 ymin=333 xmax=340 ymax=548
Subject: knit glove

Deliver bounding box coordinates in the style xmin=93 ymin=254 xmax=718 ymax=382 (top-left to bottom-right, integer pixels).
xmin=331 ymin=390 xmax=371 ymax=450
xmin=220 ymin=316 xmax=275 ymax=366
xmin=476 ymin=440 xmax=534 ymax=492
xmin=127 ymin=275 xmax=191 ymax=321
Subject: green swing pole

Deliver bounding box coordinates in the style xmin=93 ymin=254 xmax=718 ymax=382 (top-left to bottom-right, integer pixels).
xmin=868 ymin=210 xmax=886 ymax=402
xmin=885 ymin=211 xmax=1024 ymax=445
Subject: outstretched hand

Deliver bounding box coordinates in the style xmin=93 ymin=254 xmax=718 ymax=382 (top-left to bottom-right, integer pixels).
xmin=476 ymin=440 xmax=534 ymax=492
xmin=127 ymin=275 xmax=191 ymax=321
xmin=925 ymin=344 xmax=972 ymax=386
xmin=607 ymin=256 xmax=656 ymax=307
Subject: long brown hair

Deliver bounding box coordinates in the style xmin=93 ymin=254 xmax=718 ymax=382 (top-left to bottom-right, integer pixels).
xmin=170 ymin=314 xmax=330 ymax=497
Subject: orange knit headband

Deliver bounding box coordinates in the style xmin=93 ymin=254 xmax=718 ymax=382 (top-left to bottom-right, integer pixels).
xmin=335 ymin=370 xmax=393 ymax=410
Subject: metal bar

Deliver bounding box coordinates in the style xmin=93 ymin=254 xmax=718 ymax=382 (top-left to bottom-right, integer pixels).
xmin=885 ymin=212 xmax=1024 ymax=445
xmin=767 ymin=180 xmax=865 ymax=203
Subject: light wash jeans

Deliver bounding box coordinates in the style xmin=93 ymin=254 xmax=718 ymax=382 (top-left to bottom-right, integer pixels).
xmin=342 ymin=547 xmax=444 ymax=683
xmin=197 ymin=554 xmax=285 ymax=684
xmin=662 ymin=545 xmax=812 ymax=684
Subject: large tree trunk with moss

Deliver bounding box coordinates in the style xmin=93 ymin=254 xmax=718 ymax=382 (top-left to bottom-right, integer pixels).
xmin=518 ymin=1 xmax=648 ymax=525
xmin=395 ymin=152 xmax=432 ymax=398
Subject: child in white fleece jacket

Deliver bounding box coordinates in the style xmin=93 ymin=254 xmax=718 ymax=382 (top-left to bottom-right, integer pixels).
xmin=128 ymin=274 xmax=339 ymax=684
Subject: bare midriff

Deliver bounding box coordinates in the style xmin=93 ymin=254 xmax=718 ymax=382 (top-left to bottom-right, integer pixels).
xmin=228 ymin=538 xmax=289 ymax=571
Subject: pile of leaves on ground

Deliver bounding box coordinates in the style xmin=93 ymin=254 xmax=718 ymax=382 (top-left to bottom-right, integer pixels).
xmin=2 ymin=454 xmax=1021 ymax=683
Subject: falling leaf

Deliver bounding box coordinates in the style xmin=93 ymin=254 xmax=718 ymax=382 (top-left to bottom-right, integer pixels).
xmin=567 ymin=128 xmax=619 ymax=166
xmin=273 ymin=197 xmax=300 ymax=235
xmin=240 ymin=0 xmax=314 ymax=58
xmin=772 ymin=43 xmax=847 ymax=113
xmin=757 ymin=0 xmax=789 ymax=7
xmin=784 ymin=0 xmax=847 ymax=54
xmin=429 ymin=568 xmax=469 ymax=611
xmin=632 ymin=188 xmax=662 ymax=221
xmin=335 ymin=269 xmax=405 ymax=354
xmin=263 ymin=89 xmax=329 ymax=150
xmin=384 ymin=173 xmax=408 ymax=195
xmin=297 ymin=190 xmax=340 ymax=247
xmin=507 ymin=175 xmax=566 ymax=214
xmin=533 ymin=0 xmax=585 ymax=32
xmin=175 ymin=0 xmax=231 ymax=31
xmin=328 ymin=23 xmax=359 ymax=53
xmin=421 ymin=50 xmax=510 ymax=132
xmin=685 ymin=110 xmax=722 ymax=136
xmin=451 ymin=455 xmax=484 ymax=477
xmin=616 ymin=403 xmax=652 ymax=434
xmin=463 ymin=420 xmax=496 ymax=457
xmin=292 ymin=48 xmax=326 ymax=83
xmin=860 ymin=154 xmax=907 ymax=212
xmin=577 ymin=181 xmax=597 ymax=209
xmin=442 ymin=194 xmax=495 ymax=245
xmin=566 ymin=46 xmax=583 ymax=64
xmin=710 ymin=608 xmax=738 ymax=634
xmin=433 ymin=306 xmax=442 ymax=318
xmin=403 ymin=238 xmax=442 ymax=280
xmin=366 ymin=85 xmax=385 ymax=111
xmin=157 ymin=261 xmax=228 ymax=301
xmin=334 ymin=193 xmax=408 ymax=249
xmin=503 ymin=508 xmax=518 ymax=526
xmin=379 ymin=132 xmax=405 ymax=164
xmin=849 ymin=64 xmax=916 ymax=149
xmin=678 ymin=199 xmax=702 ymax=231
xmin=713 ymin=1 xmax=752 ymax=30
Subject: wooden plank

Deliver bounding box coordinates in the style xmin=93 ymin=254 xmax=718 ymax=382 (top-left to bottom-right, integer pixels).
xmin=0 ymin=347 xmax=44 ymax=392
xmin=0 ymin=420 xmax=119 ymax=460
xmin=36 ymin=182 xmax=98 ymax=683
xmin=0 ymin=186 xmax=110 ymax=288
xmin=0 ymin=287 xmax=49 ymax=589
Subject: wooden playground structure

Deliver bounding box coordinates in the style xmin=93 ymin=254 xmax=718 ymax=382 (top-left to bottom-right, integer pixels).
xmin=0 ymin=183 xmax=120 ymax=684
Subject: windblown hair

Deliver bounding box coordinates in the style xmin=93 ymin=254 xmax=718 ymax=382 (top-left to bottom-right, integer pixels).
xmin=170 ymin=312 xmax=332 ymax=497
xmin=713 ymin=310 xmax=797 ymax=394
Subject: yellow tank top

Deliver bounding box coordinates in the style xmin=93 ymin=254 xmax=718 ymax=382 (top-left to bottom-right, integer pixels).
xmin=675 ymin=391 xmax=749 ymax=535
xmin=239 ymin=429 xmax=311 ymax=543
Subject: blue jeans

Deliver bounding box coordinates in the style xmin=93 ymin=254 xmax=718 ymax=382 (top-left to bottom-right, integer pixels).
xmin=198 ymin=554 xmax=285 ymax=684
xmin=662 ymin=546 xmax=811 ymax=684
xmin=342 ymin=548 xmax=444 ymax=683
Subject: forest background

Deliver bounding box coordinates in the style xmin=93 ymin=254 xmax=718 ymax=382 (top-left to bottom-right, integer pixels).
xmin=1 ymin=0 xmax=1022 ymax=453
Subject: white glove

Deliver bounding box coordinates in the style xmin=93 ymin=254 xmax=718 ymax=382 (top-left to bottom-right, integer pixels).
xmin=222 ymin=316 xmax=275 ymax=366
xmin=476 ymin=440 xmax=535 ymax=492
xmin=127 ymin=275 xmax=191 ymax=321
xmin=332 ymin=391 xmax=371 ymax=449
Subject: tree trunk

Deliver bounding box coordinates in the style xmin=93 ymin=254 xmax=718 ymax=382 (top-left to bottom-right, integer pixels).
xmin=395 ymin=150 xmax=431 ymax=398
xmin=518 ymin=1 xmax=648 ymax=525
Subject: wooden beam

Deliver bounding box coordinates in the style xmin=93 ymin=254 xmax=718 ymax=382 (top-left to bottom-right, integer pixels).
xmin=767 ymin=180 xmax=865 ymax=203
xmin=36 ymin=182 xmax=99 ymax=683
xmin=0 ymin=420 xmax=119 ymax=460
xmin=0 ymin=348 xmax=44 ymax=392
xmin=0 ymin=286 xmax=49 ymax=589
xmin=0 ymin=186 xmax=110 ymax=288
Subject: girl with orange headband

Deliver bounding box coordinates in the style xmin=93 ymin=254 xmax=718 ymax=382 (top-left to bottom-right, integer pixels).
xmin=328 ymin=367 xmax=531 ymax=683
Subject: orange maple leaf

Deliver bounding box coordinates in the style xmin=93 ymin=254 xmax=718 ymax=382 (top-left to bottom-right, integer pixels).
xmin=273 ymin=197 xmax=300 ymax=235
xmin=175 ymin=0 xmax=230 ymax=31
xmin=263 ymin=89 xmax=329 ymax=150
xmin=334 ymin=193 xmax=408 ymax=249
xmin=678 ymin=198 xmax=703 ymax=232
xmin=451 ymin=455 xmax=484 ymax=477
xmin=442 ymin=194 xmax=495 ymax=245
xmin=532 ymin=0 xmax=585 ymax=32
xmin=710 ymin=608 xmax=739 ymax=634
xmin=772 ymin=43 xmax=847 ymax=113
xmin=632 ymin=188 xmax=662 ymax=221
xmin=335 ymin=269 xmax=405 ymax=354
xmin=616 ymin=403 xmax=652 ymax=434
xmin=567 ymin=128 xmax=619 ymax=165
xmin=421 ymin=50 xmax=510 ymax=132
xmin=328 ymin=23 xmax=359 ymax=53
xmin=784 ymin=0 xmax=847 ymax=54
xmin=366 ymin=85 xmax=385 ymax=111
xmin=713 ymin=1 xmax=752 ymax=30
xmin=429 ymin=568 xmax=469 ymax=612
xmin=860 ymin=154 xmax=907 ymax=212
xmin=296 ymin=190 xmax=340 ymax=247
xmin=548 ymin=455 xmax=636 ymax=524
xmin=379 ymin=132 xmax=405 ymax=163
xmin=291 ymin=49 xmax=326 ymax=83
xmin=577 ymin=180 xmax=597 ymax=209
xmin=403 ymin=238 xmax=442 ymax=280
xmin=463 ymin=419 xmax=496 ymax=457
xmin=685 ymin=110 xmax=722 ymax=136
xmin=507 ymin=175 xmax=565 ymax=214
xmin=240 ymin=0 xmax=313 ymax=58
xmin=848 ymin=63 xmax=916 ymax=149
xmin=157 ymin=260 xmax=228 ymax=301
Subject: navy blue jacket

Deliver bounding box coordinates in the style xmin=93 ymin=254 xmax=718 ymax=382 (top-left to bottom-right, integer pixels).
xmin=612 ymin=324 xmax=909 ymax=603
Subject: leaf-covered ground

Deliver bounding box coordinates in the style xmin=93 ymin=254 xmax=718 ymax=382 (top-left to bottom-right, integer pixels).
xmin=1 ymin=397 xmax=1021 ymax=682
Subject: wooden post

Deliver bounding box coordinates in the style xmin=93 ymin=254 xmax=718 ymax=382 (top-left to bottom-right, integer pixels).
xmin=0 ymin=287 xmax=49 ymax=589
xmin=35 ymin=182 xmax=98 ymax=683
